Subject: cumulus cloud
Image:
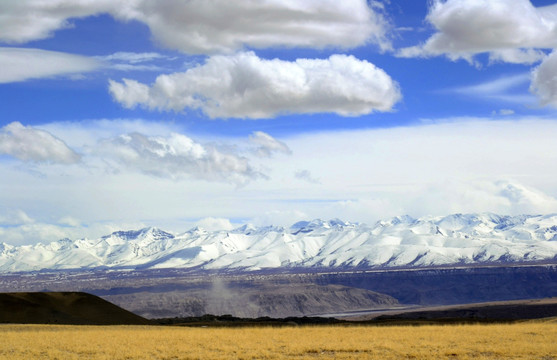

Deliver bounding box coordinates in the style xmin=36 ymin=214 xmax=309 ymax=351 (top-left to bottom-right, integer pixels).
xmin=0 ymin=0 xmax=114 ymax=43
xmin=128 ymin=0 xmax=391 ymax=54
xmin=398 ymin=0 xmax=557 ymax=63
xmin=0 ymin=122 xmax=81 ymax=164
xmin=0 ymin=47 xmax=101 ymax=83
xmin=0 ymin=0 xmax=390 ymax=53
xmin=530 ymin=50 xmax=557 ymax=107
xmin=249 ymin=131 xmax=291 ymax=158
xmin=109 ymin=52 xmax=401 ymax=119
xmin=195 ymin=217 xmax=235 ymax=232
xmin=396 ymin=1 xmax=557 ymax=109
xmin=488 ymin=48 xmax=547 ymax=65
xmin=37 ymin=118 xmax=184 ymax=150
xmin=98 ymin=132 xmax=262 ymax=184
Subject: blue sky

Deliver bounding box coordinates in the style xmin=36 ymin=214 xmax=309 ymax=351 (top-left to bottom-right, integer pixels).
xmin=2 ymin=0 xmax=557 ymax=244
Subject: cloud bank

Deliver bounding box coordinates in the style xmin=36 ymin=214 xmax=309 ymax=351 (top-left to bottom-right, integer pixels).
xmin=2 ymin=117 xmax=557 ymax=244
xmin=109 ymin=52 xmax=401 ymax=119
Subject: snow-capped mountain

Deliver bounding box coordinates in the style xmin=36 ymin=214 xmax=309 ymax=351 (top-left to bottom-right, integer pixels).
xmin=1 ymin=213 xmax=557 ymax=273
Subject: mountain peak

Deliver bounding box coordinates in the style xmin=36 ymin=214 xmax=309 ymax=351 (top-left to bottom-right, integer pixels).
xmin=233 ymin=223 xmax=257 ymax=234
xmin=291 ymin=218 xmax=350 ymax=230
xmin=1 ymin=213 xmax=557 ymax=273
xmin=104 ymin=227 xmax=174 ymax=241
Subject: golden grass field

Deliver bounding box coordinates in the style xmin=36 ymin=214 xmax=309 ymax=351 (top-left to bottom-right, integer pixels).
xmin=0 ymin=321 xmax=556 ymax=359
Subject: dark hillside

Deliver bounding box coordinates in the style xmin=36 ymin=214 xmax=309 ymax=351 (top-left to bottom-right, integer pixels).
xmin=356 ymin=297 xmax=557 ymax=324
xmin=0 ymin=292 xmax=150 ymax=325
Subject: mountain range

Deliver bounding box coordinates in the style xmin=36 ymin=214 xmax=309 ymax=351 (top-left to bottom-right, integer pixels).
xmin=1 ymin=213 xmax=557 ymax=273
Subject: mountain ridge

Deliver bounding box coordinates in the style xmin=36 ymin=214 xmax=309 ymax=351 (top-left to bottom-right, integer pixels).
xmin=1 ymin=213 xmax=557 ymax=273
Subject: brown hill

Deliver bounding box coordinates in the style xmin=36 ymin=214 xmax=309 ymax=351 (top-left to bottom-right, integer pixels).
xmin=0 ymin=292 xmax=150 ymax=325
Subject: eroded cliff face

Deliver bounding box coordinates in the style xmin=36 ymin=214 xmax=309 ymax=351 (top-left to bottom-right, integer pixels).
xmin=101 ymin=283 xmax=398 ymax=318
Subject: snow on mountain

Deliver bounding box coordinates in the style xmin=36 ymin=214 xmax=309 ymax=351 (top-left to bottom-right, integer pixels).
xmin=1 ymin=214 xmax=557 ymax=273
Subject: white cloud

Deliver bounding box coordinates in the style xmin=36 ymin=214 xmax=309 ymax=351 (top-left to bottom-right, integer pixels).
xmin=37 ymin=118 xmax=184 ymax=151
xmin=97 ymin=52 xmax=166 ymax=64
xmin=398 ymin=0 xmax=557 ymax=63
xmin=455 ymin=74 xmax=529 ymax=94
xmin=98 ymin=132 xmax=262 ymax=184
xmin=397 ymin=1 xmax=557 ymax=108
xmin=95 ymin=52 xmax=171 ymax=72
xmin=261 ymin=117 xmax=557 ymax=221
xmin=495 ymin=109 xmax=515 ymax=116
xmin=109 ymin=52 xmax=401 ymax=119
xmin=108 ymin=79 xmax=151 ymax=109
xmin=450 ymin=73 xmax=535 ymax=104
xmin=403 ymin=179 xmax=557 ymax=218
xmin=531 ymin=50 xmax=557 ymax=107
xmin=249 ymin=131 xmax=291 ymax=158
xmin=57 ymin=216 xmax=81 ymax=227
xmin=0 ymin=122 xmax=81 ymax=164
xmin=0 ymin=223 xmax=72 ymax=245
xmin=0 ymin=0 xmax=390 ymax=53
xmin=0 ymin=220 xmax=148 ymax=246
xmin=0 ymin=0 xmax=114 ymax=44
xmin=488 ymin=48 xmax=547 ymax=65
xmin=0 ymin=47 xmax=101 ymax=83
xmin=250 ymin=210 xmax=309 ymax=228
xmin=294 ymin=170 xmax=320 ymax=184
xmin=496 ymin=180 xmax=557 ymax=214
xmin=0 ymin=209 xmax=34 ymax=226
xmin=128 ymin=0 xmax=391 ymax=54
xmin=195 ymin=217 xmax=235 ymax=232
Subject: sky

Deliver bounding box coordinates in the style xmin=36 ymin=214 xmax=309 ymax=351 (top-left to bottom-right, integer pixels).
xmin=2 ymin=0 xmax=557 ymax=245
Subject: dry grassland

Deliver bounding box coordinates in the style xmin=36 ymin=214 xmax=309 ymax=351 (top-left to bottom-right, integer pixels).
xmin=0 ymin=322 xmax=556 ymax=359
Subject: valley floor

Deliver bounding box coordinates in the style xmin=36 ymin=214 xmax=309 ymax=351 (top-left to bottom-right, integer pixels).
xmin=0 ymin=322 xmax=556 ymax=359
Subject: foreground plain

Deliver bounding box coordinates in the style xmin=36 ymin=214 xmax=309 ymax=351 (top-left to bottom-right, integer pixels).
xmin=0 ymin=322 xmax=556 ymax=359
